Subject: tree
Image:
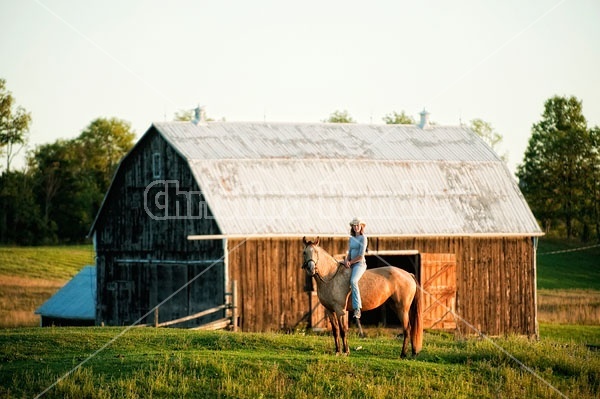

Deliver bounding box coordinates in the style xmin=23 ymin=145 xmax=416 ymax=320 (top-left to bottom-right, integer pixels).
xmin=469 ymin=118 xmax=507 ymax=161
xmin=383 ymin=111 xmax=415 ymax=125
xmin=0 ymin=170 xmax=44 ymax=244
xmin=174 ymin=109 xmax=195 ymax=121
xmin=516 ymin=96 xmax=594 ymax=239
xmin=77 ymin=117 xmax=136 ymax=189
xmin=323 ymin=110 xmax=355 ymax=123
xmin=0 ymin=78 xmax=31 ymax=172
xmin=26 ymin=118 xmax=136 ymax=243
xmin=580 ymin=126 xmax=600 ymax=241
xmin=29 ymin=139 xmax=81 ymax=243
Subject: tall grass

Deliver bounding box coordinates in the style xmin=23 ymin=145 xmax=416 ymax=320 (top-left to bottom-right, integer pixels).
xmin=538 ymin=289 xmax=600 ymax=325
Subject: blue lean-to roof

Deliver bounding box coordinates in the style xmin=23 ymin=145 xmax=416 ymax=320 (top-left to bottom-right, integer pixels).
xmin=35 ymin=266 xmax=96 ymax=320
xmin=141 ymin=120 xmax=543 ymax=237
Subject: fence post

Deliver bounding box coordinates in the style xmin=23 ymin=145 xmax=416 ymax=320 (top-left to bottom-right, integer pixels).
xmin=154 ymin=307 xmax=159 ymax=328
xmin=232 ymin=280 xmax=238 ymax=332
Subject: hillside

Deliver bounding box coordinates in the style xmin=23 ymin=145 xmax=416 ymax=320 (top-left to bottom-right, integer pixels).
xmin=536 ymin=238 xmax=600 ymax=290
xmin=0 ymin=246 xmax=94 ymax=327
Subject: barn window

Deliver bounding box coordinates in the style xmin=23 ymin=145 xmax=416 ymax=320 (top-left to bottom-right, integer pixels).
xmin=152 ymin=153 xmax=161 ymax=178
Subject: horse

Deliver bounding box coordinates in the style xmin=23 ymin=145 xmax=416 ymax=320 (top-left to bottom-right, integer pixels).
xmin=302 ymin=237 xmax=423 ymax=357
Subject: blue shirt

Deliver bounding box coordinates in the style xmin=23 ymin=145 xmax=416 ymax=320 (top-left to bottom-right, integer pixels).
xmin=348 ymin=234 xmax=367 ymax=264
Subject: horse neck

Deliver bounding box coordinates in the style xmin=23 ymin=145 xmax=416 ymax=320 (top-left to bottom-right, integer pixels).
xmin=315 ymin=246 xmax=339 ymax=278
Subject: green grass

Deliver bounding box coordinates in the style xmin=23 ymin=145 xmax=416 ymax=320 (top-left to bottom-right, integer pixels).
xmin=536 ymin=238 xmax=600 ymax=290
xmin=0 ymin=326 xmax=598 ymax=399
xmin=0 ymin=245 xmax=94 ymax=281
xmin=540 ymin=323 xmax=600 ymax=346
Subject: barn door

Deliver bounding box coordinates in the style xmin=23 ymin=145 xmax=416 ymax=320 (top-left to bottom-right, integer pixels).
xmin=420 ymin=253 xmax=457 ymax=329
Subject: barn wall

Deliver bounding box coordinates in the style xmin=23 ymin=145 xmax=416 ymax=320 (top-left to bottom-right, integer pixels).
xmin=95 ymin=128 xmax=225 ymax=327
xmin=228 ymin=235 xmax=536 ymax=336
xmin=371 ymin=236 xmax=537 ymax=337
xmin=227 ymin=238 xmax=310 ymax=332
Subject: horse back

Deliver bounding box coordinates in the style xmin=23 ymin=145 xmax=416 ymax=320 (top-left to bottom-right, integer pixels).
xmin=353 ymin=266 xmax=417 ymax=311
xmin=366 ymin=266 xmax=415 ymax=283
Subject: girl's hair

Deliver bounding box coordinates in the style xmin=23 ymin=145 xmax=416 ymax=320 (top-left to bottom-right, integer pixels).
xmin=350 ymin=225 xmax=365 ymax=236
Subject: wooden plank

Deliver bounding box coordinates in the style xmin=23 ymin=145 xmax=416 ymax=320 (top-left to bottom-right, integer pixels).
xmin=231 ymin=280 xmax=239 ymax=332
xmin=156 ymin=304 xmax=229 ymax=327
xmin=190 ymin=318 xmax=231 ymax=331
xmin=244 ymin=240 xmax=257 ymax=331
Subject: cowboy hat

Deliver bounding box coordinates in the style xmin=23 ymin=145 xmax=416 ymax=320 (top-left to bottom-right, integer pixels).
xmin=349 ymin=217 xmax=366 ymax=226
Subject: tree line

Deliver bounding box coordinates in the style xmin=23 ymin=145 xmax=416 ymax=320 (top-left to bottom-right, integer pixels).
xmin=0 ymin=78 xmax=135 ymax=244
xmin=1 ymin=78 xmax=597 ymax=244
xmin=517 ymin=96 xmax=600 ymax=241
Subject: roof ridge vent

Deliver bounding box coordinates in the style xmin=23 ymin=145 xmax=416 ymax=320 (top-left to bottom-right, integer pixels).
xmin=192 ymin=105 xmax=207 ymax=125
xmin=418 ymin=108 xmax=431 ymax=129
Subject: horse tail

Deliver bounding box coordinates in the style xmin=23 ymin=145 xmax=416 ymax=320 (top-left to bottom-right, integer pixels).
xmin=409 ymin=274 xmax=423 ymax=354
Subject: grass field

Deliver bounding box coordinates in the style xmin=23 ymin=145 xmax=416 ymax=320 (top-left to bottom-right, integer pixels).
xmin=0 ymin=245 xmax=94 ymax=281
xmin=0 ymin=241 xmax=598 ymax=398
xmin=1 ymin=325 xmax=599 ymax=399
xmin=0 ymin=246 xmax=94 ymax=328
xmin=536 ymin=238 xmax=600 ymax=290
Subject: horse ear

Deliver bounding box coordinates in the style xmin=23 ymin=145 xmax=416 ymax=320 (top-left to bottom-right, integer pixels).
xmin=302 ymin=236 xmax=308 ymax=246
xmin=315 ymin=236 xmax=320 ymax=246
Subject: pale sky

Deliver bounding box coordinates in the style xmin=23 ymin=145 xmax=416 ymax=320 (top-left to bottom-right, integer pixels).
xmin=1 ymin=0 xmax=599 ymax=173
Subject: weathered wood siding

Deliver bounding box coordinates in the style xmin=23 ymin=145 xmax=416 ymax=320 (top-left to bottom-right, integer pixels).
xmin=227 ymin=238 xmax=309 ymax=332
xmin=370 ymin=236 xmax=536 ymax=337
xmin=228 ymin=236 xmax=536 ymax=336
xmin=94 ymin=128 xmax=225 ymax=327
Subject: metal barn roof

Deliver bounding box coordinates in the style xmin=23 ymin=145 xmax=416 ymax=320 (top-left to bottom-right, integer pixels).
xmin=151 ymin=121 xmax=542 ymax=237
xmin=155 ymin=121 xmax=499 ymax=162
xmin=35 ymin=266 xmax=96 ymax=320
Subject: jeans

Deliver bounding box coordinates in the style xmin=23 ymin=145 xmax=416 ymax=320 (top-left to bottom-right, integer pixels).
xmin=350 ymin=262 xmax=367 ymax=311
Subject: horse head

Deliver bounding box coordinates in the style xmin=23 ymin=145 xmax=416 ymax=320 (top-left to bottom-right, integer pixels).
xmin=302 ymin=236 xmax=320 ymax=276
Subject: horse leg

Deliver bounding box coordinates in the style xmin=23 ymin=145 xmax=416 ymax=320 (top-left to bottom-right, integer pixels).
xmin=392 ymin=298 xmax=411 ymax=358
xmin=327 ymin=309 xmax=341 ymax=355
xmin=399 ymin=308 xmax=411 ymax=358
xmin=338 ymin=311 xmax=350 ymax=355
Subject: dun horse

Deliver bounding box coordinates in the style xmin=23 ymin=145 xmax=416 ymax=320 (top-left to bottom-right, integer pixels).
xmin=302 ymin=237 xmax=423 ymax=357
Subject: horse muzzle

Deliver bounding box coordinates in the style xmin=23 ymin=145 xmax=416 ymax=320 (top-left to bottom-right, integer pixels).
xmin=302 ymin=259 xmax=316 ymax=276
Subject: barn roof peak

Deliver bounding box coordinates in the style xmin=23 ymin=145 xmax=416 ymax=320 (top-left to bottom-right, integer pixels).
xmin=152 ymin=120 xmax=501 ymax=163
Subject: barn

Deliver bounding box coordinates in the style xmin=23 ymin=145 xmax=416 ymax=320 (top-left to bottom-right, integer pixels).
xmin=89 ymin=112 xmax=543 ymax=336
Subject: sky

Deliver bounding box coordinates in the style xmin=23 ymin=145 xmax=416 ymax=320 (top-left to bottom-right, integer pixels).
xmin=1 ymin=0 xmax=599 ymax=173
